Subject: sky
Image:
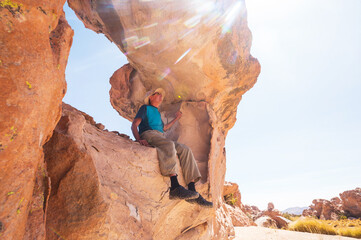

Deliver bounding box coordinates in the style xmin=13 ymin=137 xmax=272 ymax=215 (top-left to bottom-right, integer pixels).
xmin=63 ymin=0 xmax=361 ymax=211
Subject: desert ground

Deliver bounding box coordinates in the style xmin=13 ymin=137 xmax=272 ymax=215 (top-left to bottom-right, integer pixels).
xmin=235 ymin=227 xmax=356 ymax=240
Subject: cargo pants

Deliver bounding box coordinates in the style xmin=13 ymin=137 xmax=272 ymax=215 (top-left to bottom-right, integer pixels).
xmin=140 ymin=130 xmax=201 ymax=184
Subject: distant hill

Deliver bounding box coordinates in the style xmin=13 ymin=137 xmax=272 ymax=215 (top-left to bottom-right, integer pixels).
xmin=282 ymin=207 xmax=309 ymax=215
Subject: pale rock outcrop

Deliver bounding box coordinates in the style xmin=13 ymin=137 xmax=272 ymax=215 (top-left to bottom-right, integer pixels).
xmin=0 ymin=1 xmax=73 ymax=239
xmin=44 ymin=103 xmax=214 ymax=240
xmin=254 ymin=216 xmax=278 ymax=229
xmin=340 ymin=188 xmax=361 ymax=218
xmin=67 ymin=0 xmax=260 ymax=238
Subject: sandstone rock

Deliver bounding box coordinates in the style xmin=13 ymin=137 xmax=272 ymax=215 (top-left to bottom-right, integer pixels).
xmin=44 ymin=103 xmax=214 ymax=240
xmin=247 ymin=202 xmax=290 ymax=229
xmin=223 ymin=181 xmax=242 ymax=208
xmin=259 ymin=210 xmax=290 ymax=229
xmin=267 ymin=202 xmax=275 ymax=212
xmin=254 ymin=216 xmax=278 ymax=229
xmin=244 ymin=205 xmax=261 ymax=219
xmin=223 ymin=182 xmax=255 ymax=227
xmin=340 ymin=188 xmax=361 ymax=218
xmin=303 ymin=199 xmax=342 ymax=220
xmin=65 ymin=1 xmax=260 ymax=237
xmin=0 ymin=1 xmax=73 ymax=239
xmin=224 ymin=204 xmax=255 ymax=227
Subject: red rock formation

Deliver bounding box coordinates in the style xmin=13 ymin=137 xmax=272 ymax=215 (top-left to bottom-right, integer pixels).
xmin=304 ymin=199 xmax=342 ymax=220
xmin=0 ymin=1 xmax=73 ymax=239
xmin=303 ymin=188 xmax=361 ymax=220
xmin=340 ymin=188 xmax=361 ymax=218
xmin=67 ymin=0 xmax=260 ymax=238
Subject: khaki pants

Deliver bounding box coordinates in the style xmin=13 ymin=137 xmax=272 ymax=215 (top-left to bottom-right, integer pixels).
xmin=140 ymin=130 xmax=201 ymax=184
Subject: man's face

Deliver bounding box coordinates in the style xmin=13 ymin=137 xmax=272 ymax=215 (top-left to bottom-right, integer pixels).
xmin=149 ymin=92 xmax=163 ymax=105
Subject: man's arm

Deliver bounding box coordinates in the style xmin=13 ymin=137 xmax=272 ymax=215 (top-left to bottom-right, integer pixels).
xmin=163 ymin=111 xmax=182 ymax=132
xmin=131 ymin=118 xmax=149 ymax=146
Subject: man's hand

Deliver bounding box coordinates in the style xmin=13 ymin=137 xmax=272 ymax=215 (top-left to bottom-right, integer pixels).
xmin=137 ymin=139 xmax=150 ymax=146
xmin=175 ymin=111 xmax=182 ymax=120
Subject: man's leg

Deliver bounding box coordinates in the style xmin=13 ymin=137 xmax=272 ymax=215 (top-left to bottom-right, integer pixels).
xmin=174 ymin=142 xmax=213 ymax=208
xmin=174 ymin=142 xmax=201 ymax=185
xmin=140 ymin=131 xmax=198 ymax=200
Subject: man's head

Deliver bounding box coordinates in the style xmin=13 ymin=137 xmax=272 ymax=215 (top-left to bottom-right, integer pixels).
xmin=144 ymin=88 xmax=165 ymax=107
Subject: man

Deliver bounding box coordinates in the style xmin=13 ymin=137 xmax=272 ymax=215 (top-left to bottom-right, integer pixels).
xmin=131 ymin=88 xmax=213 ymax=207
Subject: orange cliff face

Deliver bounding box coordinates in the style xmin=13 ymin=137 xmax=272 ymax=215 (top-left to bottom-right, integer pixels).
xmin=0 ymin=1 xmax=73 ymax=239
xmin=0 ymin=0 xmax=260 ymax=239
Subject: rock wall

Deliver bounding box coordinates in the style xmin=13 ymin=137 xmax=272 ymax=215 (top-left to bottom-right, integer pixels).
xmin=0 ymin=1 xmax=73 ymax=239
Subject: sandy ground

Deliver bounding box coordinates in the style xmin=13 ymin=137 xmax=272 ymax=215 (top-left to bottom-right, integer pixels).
xmin=234 ymin=226 xmax=356 ymax=240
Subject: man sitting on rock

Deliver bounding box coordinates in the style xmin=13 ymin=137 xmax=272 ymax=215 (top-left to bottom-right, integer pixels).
xmin=131 ymin=88 xmax=213 ymax=208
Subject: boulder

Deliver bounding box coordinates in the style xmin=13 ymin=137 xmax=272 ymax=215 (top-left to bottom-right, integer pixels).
xmin=254 ymin=216 xmax=278 ymax=229
xmin=244 ymin=205 xmax=261 ymax=219
xmin=223 ymin=181 xmax=242 ymax=208
xmin=267 ymin=202 xmax=275 ymax=212
xmin=303 ymin=199 xmax=342 ymax=220
xmin=44 ymin=103 xmax=214 ymax=240
xmin=340 ymin=188 xmax=361 ymax=218
xmin=0 ymin=1 xmax=73 ymax=239
xmin=223 ymin=182 xmax=255 ymax=227
xmin=224 ymin=204 xmax=255 ymax=227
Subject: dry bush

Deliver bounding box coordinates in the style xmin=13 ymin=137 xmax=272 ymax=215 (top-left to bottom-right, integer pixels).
xmin=288 ymin=218 xmax=361 ymax=239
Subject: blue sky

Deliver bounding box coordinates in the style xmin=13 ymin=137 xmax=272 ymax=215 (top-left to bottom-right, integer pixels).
xmin=63 ymin=0 xmax=360 ymax=210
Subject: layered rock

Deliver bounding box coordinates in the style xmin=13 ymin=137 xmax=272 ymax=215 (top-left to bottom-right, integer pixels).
xmin=44 ymin=103 xmax=214 ymax=240
xmin=0 ymin=1 xmax=73 ymax=239
xmin=66 ymin=0 xmax=260 ymax=237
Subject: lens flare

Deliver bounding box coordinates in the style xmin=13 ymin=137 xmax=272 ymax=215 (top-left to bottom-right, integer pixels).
xmin=174 ymin=48 xmax=191 ymax=64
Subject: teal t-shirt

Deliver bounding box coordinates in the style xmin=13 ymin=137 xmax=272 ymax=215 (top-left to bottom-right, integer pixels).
xmin=135 ymin=105 xmax=164 ymax=134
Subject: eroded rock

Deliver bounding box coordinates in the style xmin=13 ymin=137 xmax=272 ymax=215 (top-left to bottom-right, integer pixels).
xmin=0 ymin=1 xmax=73 ymax=239
xmin=340 ymin=188 xmax=361 ymax=218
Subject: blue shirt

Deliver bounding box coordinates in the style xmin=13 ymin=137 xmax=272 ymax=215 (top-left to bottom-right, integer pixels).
xmin=135 ymin=105 xmax=164 ymax=135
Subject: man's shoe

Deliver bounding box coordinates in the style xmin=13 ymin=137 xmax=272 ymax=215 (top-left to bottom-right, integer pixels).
xmin=186 ymin=194 xmax=213 ymax=208
xmin=169 ymin=186 xmax=199 ymax=200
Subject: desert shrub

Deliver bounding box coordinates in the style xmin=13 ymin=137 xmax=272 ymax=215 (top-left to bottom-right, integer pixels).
xmin=288 ymin=217 xmax=361 ymax=239
xmin=338 ymin=227 xmax=361 ymax=239
xmin=288 ymin=218 xmax=336 ymax=235
xmin=224 ymin=193 xmax=237 ymax=206
xmin=282 ymin=213 xmax=300 ymax=222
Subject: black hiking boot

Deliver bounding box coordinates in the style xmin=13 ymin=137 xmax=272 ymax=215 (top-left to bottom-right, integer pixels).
xmin=186 ymin=194 xmax=213 ymax=208
xmin=169 ymin=186 xmax=199 ymax=200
